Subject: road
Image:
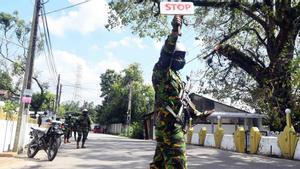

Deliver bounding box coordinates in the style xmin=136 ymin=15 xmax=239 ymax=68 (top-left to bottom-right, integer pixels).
xmin=1 ymin=133 xmax=300 ymax=169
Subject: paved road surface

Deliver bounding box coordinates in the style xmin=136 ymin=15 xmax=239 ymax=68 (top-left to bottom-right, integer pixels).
xmin=1 ymin=133 xmax=300 ymax=169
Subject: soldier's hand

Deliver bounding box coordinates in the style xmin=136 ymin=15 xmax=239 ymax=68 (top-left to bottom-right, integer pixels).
xmin=171 ymin=15 xmax=183 ymax=32
xmin=214 ymin=43 xmax=222 ymax=51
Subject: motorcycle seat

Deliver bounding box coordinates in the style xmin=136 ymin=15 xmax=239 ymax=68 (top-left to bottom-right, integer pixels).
xmin=31 ymin=127 xmax=47 ymax=133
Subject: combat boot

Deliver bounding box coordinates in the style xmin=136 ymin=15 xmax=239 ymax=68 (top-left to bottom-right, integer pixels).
xmin=76 ymin=142 xmax=80 ymax=149
xmin=81 ymin=141 xmax=86 ymax=148
xmin=67 ymin=139 xmax=71 ymax=143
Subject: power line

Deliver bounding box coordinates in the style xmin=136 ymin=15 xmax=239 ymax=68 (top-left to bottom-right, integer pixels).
xmin=40 ymin=1 xmax=58 ymax=78
xmin=42 ymin=0 xmax=92 ymax=15
xmin=63 ymin=84 xmax=99 ymax=91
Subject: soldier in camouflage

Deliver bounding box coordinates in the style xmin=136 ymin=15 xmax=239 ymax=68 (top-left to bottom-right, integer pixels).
xmin=76 ymin=109 xmax=91 ymax=149
xmin=64 ymin=114 xmax=73 ymax=144
xmin=150 ymin=15 xmax=188 ymax=169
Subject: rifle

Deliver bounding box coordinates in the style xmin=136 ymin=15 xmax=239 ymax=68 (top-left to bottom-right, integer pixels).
xmin=166 ymin=75 xmax=213 ymax=130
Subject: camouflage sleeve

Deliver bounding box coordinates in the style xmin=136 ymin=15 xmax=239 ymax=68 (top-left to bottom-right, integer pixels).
xmin=162 ymin=33 xmax=178 ymax=54
xmin=155 ymin=33 xmax=178 ymax=70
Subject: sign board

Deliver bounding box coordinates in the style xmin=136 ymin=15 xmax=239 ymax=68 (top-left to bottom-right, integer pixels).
xmin=22 ymin=96 xmax=32 ymax=104
xmin=23 ymin=89 xmax=33 ymax=96
xmin=160 ymin=2 xmax=194 ymax=15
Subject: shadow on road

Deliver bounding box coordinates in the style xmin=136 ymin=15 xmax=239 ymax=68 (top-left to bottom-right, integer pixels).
xmin=13 ymin=133 xmax=300 ymax=169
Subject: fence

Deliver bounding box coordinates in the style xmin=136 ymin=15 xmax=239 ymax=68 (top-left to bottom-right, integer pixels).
xmin=0 ymin=120 xmax=37 ymax=153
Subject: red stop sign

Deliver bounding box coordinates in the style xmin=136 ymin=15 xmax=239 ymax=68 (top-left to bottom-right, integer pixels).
xmin=160 ymin=2 xmax=194 ymax=15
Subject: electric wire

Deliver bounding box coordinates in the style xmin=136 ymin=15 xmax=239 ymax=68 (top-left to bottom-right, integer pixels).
xmin=40 ymin=1 xmax=58 ymax=79
xmin=42 ymin=0 xmax=92 ymax=15
xmin=42 ymin=2 xmax=58 ymax=76
xmin=40 ymin=8 xmax=57 ymax=79
xmin=38 ymin=25 xmax=56 ymax=82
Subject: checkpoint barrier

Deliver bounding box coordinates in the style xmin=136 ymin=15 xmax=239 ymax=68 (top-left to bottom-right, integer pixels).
xmin=199 ymin=127 xmax=206 ymax=146
xmin=214 ymin=116 xmax=224 ymax=148
xmin=186 ymin=109 xmax=300 ymax=160
xmin=250 ymin=127 xmax=261 ymax=154
xmin=278 ymin=109 xmax=299 ymax=159
xmin=234 ymin=126 xmax=245 ymax=153
xmin=187 ymin=118 xmax=194 ymax=144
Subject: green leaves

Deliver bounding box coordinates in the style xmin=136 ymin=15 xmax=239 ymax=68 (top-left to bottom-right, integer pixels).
xmin=97 ymin=63 xmax=154 ymax=125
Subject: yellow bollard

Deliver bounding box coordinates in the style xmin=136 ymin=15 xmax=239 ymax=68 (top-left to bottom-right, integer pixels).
xmin=278 ymin=109 xmax=299 ymax=159
xmin=187 ymin=118 xmax=194 ymax=144
xmin=234 ymin=126 xmax=245 ymax=153
xmin=250 ymin=127 xmax=261 ymax=154
xmin=199 ymin=127 xmax=207 ymax=146
xmin=214 ymin=116 xmax=224 ymax=148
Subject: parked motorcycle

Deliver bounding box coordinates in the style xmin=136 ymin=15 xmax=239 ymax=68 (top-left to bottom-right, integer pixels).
xmin=27 ymin=120 xmax=64 ymax=161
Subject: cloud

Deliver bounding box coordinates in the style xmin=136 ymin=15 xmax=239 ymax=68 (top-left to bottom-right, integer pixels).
xmin=47 ymin=0 xmax=109 ymax=36
xmin=89 ymin=44 xmax=101 ymax=51
xmin=34 ymin=50 xmax=123 ymax=105
xmin=104 ymin=37 xmax=147 ymax=50
xmin=96 ymin=52 xmax=123 ymax=73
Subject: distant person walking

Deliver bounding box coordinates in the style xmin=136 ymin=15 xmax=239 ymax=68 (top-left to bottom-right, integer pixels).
xmin=37 ymin=115 xmax=42 ymax=127
xmin=76 ymin=109 xmax=91 ymax=149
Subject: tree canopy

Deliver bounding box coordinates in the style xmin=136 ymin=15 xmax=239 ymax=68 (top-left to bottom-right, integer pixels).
xmin=107 ymin=0 xmax=300 ymax=131
xmin=97 ymin=63 xmax=154 ymax=125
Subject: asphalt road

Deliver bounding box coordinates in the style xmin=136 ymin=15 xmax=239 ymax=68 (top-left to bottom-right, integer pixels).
xmin=1 ymin=133 xmax=300 ymax=169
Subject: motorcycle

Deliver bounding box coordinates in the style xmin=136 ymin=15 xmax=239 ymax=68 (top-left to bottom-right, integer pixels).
xmin=27 ymin=120 xmax=64 ymax=161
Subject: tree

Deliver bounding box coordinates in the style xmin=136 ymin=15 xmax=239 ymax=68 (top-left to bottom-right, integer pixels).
xmin=106 ymin=0 xmax=300 ymax=131
xmin=0 ymin=11 xmax=45 ymax=99
xmin=97 ymin=63 xmax=154 ymax=126
xmin=30 ymin=90 xmax=53 ymax=114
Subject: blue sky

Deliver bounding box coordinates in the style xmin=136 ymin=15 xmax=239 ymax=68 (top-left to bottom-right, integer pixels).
xmin=0 ymin=0 xmax=206 ymax=105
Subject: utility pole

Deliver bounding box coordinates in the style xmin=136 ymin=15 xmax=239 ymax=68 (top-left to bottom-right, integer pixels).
xmin=57 ymin=84 xmax=62 ymax=113
xmin=13 ymin=0 xmax=41 ymax=153
xmin=126 ymin=82 xmax=132 ymax=136
xmin=54 ymin=74 xmax=60 ymax=118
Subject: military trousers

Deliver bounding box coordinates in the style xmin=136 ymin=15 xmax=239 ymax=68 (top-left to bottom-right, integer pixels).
xmin=150 ymin=111 xmax=187 ymax=169
xmin=77 ymin=129 xmax=89 ymax=143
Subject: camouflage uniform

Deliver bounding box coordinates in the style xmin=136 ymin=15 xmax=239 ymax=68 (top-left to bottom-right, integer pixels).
xmin=150 ymin=34 xmax=187 ymax=169
xmin=64 ymin=115 xmax=73 ymax=143
xmin=76 ymin=112 xmax=91 ymax=148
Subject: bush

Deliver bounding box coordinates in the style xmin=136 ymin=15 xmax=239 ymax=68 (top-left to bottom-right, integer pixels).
xmin=119 ymin=122 xmax=144 ymax=139
xmin=130 ymin=122 xmax=144 ymax=139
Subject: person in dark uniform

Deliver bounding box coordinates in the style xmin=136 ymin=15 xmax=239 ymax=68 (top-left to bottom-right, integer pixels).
xmin=37 ymin=114 xmax=42 ymax=127
xmin=76 ymin=109 xmax=91 ymax=149
xmin=150 ymin=15 xmax=187 ymax=169
xmin=64 ymin=114 xmax=73 ymax=143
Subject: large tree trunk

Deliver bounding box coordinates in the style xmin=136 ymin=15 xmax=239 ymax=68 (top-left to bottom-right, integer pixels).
xmin=260 ymin=26 xmax=296 ymax=131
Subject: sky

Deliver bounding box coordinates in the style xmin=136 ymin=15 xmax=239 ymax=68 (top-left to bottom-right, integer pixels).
xmin=0 ymin=0 xmax=206 ymax=105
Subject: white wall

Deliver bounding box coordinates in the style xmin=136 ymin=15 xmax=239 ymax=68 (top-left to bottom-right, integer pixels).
xmin=293 ymin=140 xmax=300 ymax=160
xmin=204 ymin=134 xmax=215 ymax=147
xmin=191 ymin=133 xmax=199 ymax=145
xmin=194 ymin=124 xmax=237 ymax=134
xmin=221 ymin=135 xmax=235 ymax=151
xmin=107 ymin=123 xmax=123 ymax=134
xmin=256 ymin=136 xmax=281 ymax=156
xmin=0 ymin=120 xmax=37 ymax=153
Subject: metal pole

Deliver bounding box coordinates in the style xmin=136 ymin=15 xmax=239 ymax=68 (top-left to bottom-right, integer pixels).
xmin=13 ymin=0 xmax=41 ymax=153
xmin=54 ymin=74 xmax=60 ymax=116
xmin=127 ymin=82 xmax=132 ymax=136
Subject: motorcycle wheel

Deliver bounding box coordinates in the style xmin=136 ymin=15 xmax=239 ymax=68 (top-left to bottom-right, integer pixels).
xmin=47 ymin=137 xmax=59 ymax=161
xmin=27 ymin=139 xmax=39 ymax=158
xmin=56 ymin=137 xmax=62 ymax=148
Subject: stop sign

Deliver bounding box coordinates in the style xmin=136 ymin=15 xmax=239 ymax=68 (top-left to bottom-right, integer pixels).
xmin=160 ymin=2 xmax=194 ymax=15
